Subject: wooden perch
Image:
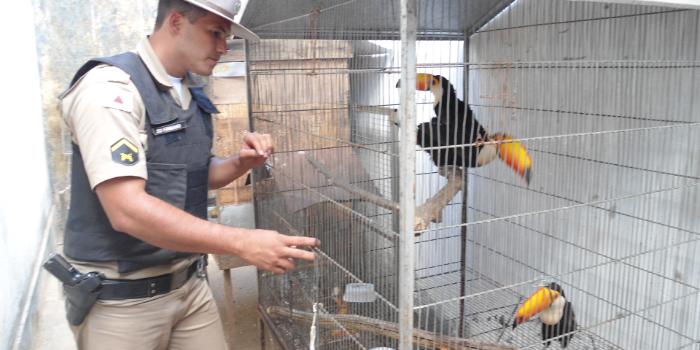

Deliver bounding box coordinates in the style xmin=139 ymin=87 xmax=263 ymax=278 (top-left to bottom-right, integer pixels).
xmin=414 ymin=167 xmax=464 ymax=233
xmin=354 ymin=105 xmax=399 ymax=123
xmin=305 ymin=154 xmax=465 ymax=234
xmin=266 ymin=306 xmax=515 ymax=350
xmin=305 ymin=153 xmax=400 ymax=212
xmin=354 ymin=105 xmax=397 ymax=116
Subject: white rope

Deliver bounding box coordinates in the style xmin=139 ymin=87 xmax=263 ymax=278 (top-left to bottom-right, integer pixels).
xmin=309 ymin=303 xmax=319 ymax=350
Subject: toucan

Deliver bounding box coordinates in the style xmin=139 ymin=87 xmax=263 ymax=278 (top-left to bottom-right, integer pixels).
xmin=396 ymin=73 xmax=532 ymax=184
xmin=513 ymin=282 xmax=577 ymax=348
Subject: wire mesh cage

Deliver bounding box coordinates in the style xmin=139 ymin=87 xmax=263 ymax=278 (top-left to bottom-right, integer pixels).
xmin=242 ymin=0 xmax=700 ymax=349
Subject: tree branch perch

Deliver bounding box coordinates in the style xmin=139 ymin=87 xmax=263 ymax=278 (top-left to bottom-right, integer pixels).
xmin=414 ymin=167 xmax=464 ymax=232
xmin=305 ymin=154 xmax=464 ymax=235
xmin=266 ymin=306 xmax=515 ymax=350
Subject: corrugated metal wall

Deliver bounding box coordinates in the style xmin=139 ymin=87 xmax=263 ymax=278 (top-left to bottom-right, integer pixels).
xmin=468 ymin=1 xmax=700 ymax=347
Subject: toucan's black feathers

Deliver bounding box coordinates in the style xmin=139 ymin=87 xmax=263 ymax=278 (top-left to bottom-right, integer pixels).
xmin=416 ymin=75 xmax=488 ymax=168
xmin=548 ymin=282 xmax=565 ymax=296
xmin=542 ymin=283 xmax=577 ymax=348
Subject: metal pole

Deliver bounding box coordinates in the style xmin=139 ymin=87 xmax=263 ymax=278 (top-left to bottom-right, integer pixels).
xmin=244 ymin=39 xmax=269 ymax=349
xmin=399 ymin=0 xmax=417 ymax=349
xmin=244 ymin=39 xmax=258 ymax=194
xmin=458 ymin=34 xmax=470 ymax=339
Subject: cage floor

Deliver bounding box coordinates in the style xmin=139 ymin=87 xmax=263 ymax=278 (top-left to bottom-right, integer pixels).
xmin=414 ymin=266 xmax=697 ymax=349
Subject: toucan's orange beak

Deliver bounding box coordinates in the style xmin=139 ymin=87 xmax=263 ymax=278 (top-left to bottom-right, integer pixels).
xmin=416 ymin=73 xmax=434 ymax=91
xmin=493 ymin=133 xmax=532 ymax=185
xmin=395 ymin=73 xmax=435 ymax=91
xmin=513 ymin=287 xmax=560 ymax=328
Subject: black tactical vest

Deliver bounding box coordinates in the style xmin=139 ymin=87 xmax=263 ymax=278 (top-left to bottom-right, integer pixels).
xmin=63 ymin=52 xmax=217 ymax=273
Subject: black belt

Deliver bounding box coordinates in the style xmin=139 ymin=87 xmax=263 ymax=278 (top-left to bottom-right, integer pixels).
xmin=98 ymin=258 xmax=205 ymax=300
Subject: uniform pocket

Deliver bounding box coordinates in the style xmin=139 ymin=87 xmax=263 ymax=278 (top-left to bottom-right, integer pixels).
xmin=146 ymin=163 xmax=187 ymax=209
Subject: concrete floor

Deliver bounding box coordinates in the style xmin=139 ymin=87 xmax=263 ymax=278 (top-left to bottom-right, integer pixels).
xmin=31 ymin=203 xmax=262 ymax=350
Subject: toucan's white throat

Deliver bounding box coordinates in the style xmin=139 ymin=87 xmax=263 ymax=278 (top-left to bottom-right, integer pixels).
xmin=540 ymin=296 xmax=566 ymax=325
xmin=430 ymin=84 xmax=443 ymax=107
xmin=476 ymin=141 xmax=498 ymax=166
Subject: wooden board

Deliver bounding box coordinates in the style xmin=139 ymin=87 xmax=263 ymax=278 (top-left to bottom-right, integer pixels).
xmin=249 ymin=58 xmax=351 ymax=153
xmin=215 ymin=103 xmax=248 ymax=120
xmin=220 ymin=39 xmax=246 ymax=62
xmin=213 ymin=109 xmax=248 ymax=156
xmin=249 ymin=59 xmax=350 ymax=111
xmin=212 ymin=113 xmax=253 ymax=205
xmin=216 ymin=182 xmax=252 ymax=206
xmin=210 ymin=39 xmax=352 ymax=204
xmin=208 ymin=76 xmax=247 ymax=105
xmin=248 ymin=39 xmax=353 ymax=62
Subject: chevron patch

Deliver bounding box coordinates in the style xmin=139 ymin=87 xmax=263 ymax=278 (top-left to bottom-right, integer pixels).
xmin=110 ymin=138 xmax=139 ymax=166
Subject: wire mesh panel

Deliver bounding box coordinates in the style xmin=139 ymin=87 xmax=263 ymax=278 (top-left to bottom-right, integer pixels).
xmin=244 ymin=0 xmax=700 ymax=349
xmin=249 ymin=35 xmax=404 ymax=350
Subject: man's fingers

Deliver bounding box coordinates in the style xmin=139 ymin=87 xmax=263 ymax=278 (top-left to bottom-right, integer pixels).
xmin=284 ymin=235 xmax=320 ymax=248
xmin=275 ymin=258 xmax=296 ymax=272
xmin=240 ymin=148 xmax=260 ymax=159
xmin=243 ymin=133 xmax=264 ymax=155
xmin=244 ymin=132 xmax=274 ymax=156
xmin=282 ymin=246 xmax=316 ymax=262
xmin=262 ymin=134 xmax=274 ymax=155
xmin=270 ymin=266 xmax=286 ymax=275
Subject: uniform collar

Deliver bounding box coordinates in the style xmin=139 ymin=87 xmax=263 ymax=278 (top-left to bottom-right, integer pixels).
xmin=137 ymin=37 xmax=203 ymax=108
xmin=136 ymin=37 xmax=202 ymax=90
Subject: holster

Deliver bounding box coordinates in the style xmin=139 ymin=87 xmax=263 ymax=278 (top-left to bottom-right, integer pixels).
xmin=62 ymin=272 xmax=103 ymax=326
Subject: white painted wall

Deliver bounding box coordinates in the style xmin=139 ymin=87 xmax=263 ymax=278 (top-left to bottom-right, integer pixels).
xmin=1 ymin=0 xmax=157 ymax=348
xmin=467 ymin=0 xmax=700 ymax=348
xmin=0 ymin=0 xmax=51 ymax=348
xmin=353 ymin=40 xmax=468 ymax=308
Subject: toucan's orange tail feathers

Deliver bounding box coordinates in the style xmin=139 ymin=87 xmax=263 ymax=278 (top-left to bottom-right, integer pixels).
xmin=495 ymin=134 xmax=532 ymax=185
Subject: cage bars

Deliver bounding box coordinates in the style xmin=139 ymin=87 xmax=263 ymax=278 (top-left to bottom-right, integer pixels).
xmin=244 ymin=1 xmax=700 ymax=349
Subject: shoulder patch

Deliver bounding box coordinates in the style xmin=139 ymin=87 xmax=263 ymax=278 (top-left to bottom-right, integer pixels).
xmin=93 ymin=65 xmax=131 ymax=84
xmin=104 ymin=90 xmax=134 ymax=113
xmin=110 ymin=138 xmax=140 ymax=166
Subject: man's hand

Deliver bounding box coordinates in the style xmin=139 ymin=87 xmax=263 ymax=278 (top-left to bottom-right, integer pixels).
xmin=235 ymin=229 xmax=320 ymax=275
xmin=239 ymin=131 xmax=273 ymax=169
xmin=208 ymin=131 xmax=274 ymax=189
xmin=95 ymin=177 xmax=320 ymax=273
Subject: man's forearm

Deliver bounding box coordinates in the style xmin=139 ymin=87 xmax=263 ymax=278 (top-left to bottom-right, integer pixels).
xmin=208 ymin=156 xmax=250 ymax=189
xmin=97 ymin=177 xmax=245 ymax=255
xmin=96 ymin=176 xmax=319 ymax=274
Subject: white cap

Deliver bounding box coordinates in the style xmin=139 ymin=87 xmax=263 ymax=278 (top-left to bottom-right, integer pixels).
xmin=183 ymin=0 xmax=259 ymax=42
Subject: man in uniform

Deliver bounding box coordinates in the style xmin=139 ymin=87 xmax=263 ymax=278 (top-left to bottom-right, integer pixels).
xmin=59 ymin=0 xmax=319 ymax=348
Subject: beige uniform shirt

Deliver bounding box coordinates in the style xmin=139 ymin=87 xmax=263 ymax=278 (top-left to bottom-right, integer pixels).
xmin=60 ymin=38 xmax=204 ymax=279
